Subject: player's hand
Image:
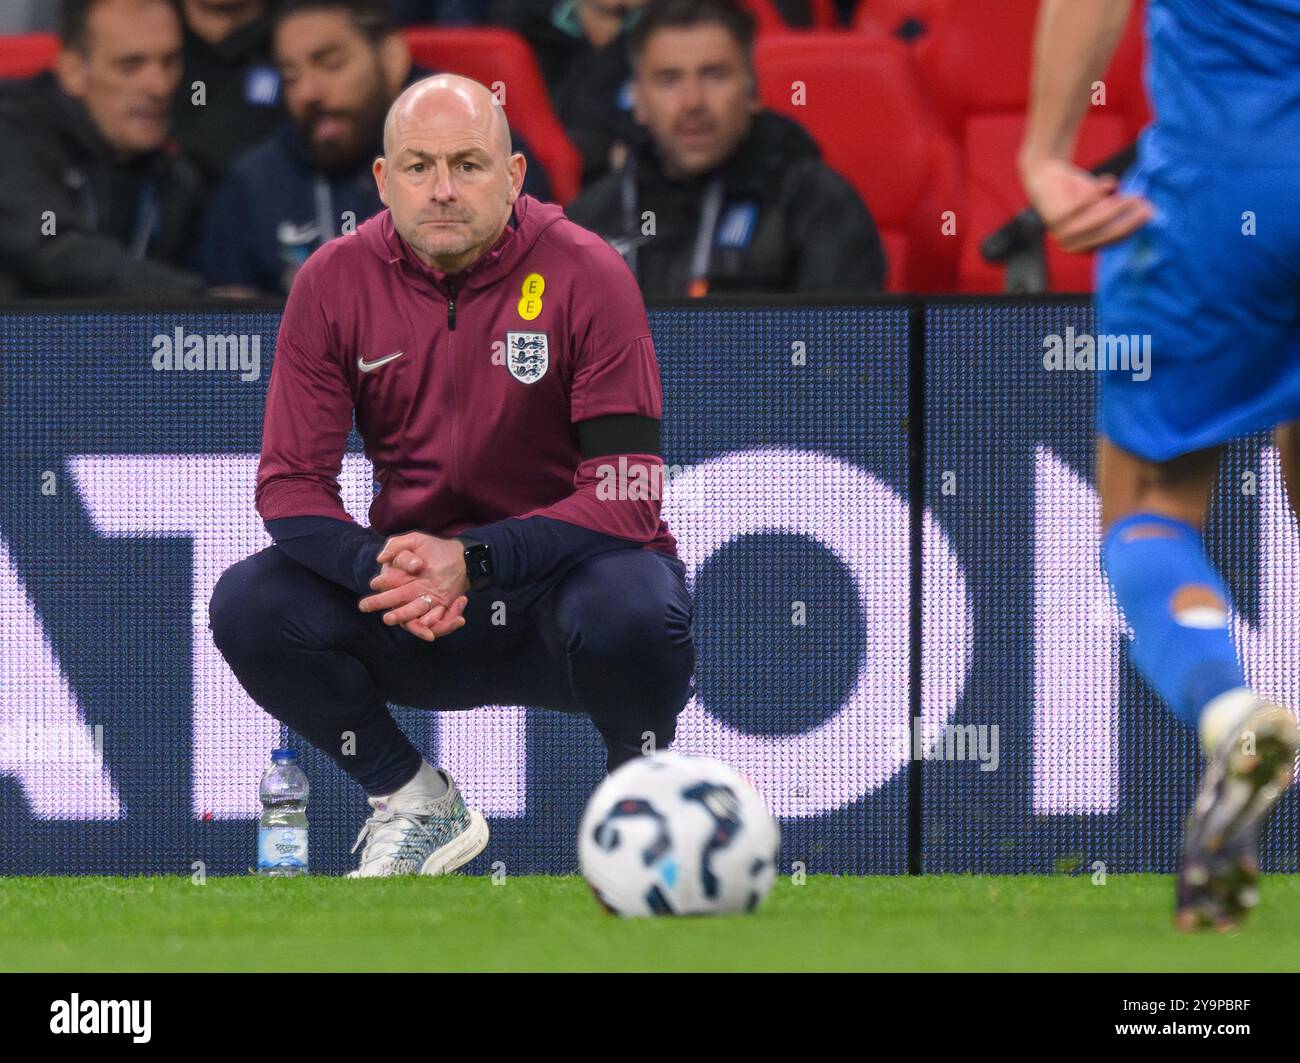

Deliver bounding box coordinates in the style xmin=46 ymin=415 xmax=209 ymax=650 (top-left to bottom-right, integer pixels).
xmin=1020 ymin=156 xmax=1154 ymax=254
xmin=358 ymin=532 xmax=471 ymax=641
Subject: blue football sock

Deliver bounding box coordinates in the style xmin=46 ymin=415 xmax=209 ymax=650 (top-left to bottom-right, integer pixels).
xmin=1101 ymin=512 xmax=1245 ymax=728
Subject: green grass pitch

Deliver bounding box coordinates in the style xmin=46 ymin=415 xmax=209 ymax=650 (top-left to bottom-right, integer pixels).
xmin=3 ymin=874 xmax=1300 ymax=972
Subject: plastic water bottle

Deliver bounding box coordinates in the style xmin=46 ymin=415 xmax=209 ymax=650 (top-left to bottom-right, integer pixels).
xmin=257 ymin=748 xmax=309 ymax=876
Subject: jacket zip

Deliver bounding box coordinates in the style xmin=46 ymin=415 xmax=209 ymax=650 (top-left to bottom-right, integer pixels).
xmin=446 ymin=279 xmax=460 ymax=501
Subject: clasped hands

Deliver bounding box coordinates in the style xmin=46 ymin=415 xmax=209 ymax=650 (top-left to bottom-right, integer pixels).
xmin=358 ymin=531 xmax=470 ymax=642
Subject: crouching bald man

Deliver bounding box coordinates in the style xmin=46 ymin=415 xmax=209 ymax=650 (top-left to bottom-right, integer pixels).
xmin=209 ymin=74 xmax=695 ymax=878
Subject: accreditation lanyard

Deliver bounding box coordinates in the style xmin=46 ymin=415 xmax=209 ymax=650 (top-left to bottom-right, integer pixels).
xmin=128 ymin=183 xmax=159 ymax=260
xmin=314 ymin=175 xmax=335 ymax=249
xmin=621 ymin=160 xmax=725 ymax=298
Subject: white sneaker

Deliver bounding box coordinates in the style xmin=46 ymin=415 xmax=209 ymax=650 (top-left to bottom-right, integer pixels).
xmin=345 ymin=770 xmax=489 ymax=878
xmin=1177 ymin=696 xmax=1299 ymax=930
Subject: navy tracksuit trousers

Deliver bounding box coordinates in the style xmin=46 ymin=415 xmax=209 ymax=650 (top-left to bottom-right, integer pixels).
xmin=208 ymin=545 xmax=696 ymax=795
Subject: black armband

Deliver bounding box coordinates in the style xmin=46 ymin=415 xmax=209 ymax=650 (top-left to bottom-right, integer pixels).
xmin=577 ymin=414 xmax=661 ymax=461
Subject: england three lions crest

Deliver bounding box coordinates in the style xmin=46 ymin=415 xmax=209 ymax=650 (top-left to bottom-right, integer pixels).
xmin=506 ymin=331 xmax=549 ymax=384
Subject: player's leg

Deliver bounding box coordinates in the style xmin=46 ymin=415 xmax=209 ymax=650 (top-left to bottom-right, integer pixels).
xmin=1099 ymin=435 xmax=1300 ymax=930
xmin=1099 ymin=439 xmax=1300 ymax=930
xmin=209 ymin=545 xmax=489 ymax=877
xmin=535 ymin=548 xmax=696 ymax=773
xmin=1097 ymin=435 xmax=1248 ymax=731
xmin=1093 ymin=150 xmax=1300 ymax=927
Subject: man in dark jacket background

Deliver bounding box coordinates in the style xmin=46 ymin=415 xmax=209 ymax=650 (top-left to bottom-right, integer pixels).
xmin=492 ymin=0 xmax=648 ymax=184
xmin=203 ymin=0 xmax=553 ymax=295
xmin=170 ymin=0 xmax=286 ymax=189
xmin=0 ymin=0 xmax=208 ymax=298
xmin=566 ymin=0 xmax=885 ymax=298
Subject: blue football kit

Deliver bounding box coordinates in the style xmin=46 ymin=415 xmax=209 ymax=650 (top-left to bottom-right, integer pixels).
xmin=1097 ymin=0 xmax=1300 ymax=460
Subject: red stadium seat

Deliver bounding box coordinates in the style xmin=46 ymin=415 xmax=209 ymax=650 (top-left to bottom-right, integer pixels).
xmin=913 ymin=0 xmax=1150 ymax=292
xmin=0 ymin=33 xmax=59 ymax=79
xmin=808 ymin=0 xmax=841 ymax=29
xmin=401 ymin=26 xmax=582 ymax=205
xmin=755 ymin=32 xmax=961 ymax=292
xmin=854 ymin=0 xmax=950 ymax=41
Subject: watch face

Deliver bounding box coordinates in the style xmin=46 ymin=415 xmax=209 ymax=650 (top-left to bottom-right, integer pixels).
xmin=465 ymin=542 xmax=491 ymax=589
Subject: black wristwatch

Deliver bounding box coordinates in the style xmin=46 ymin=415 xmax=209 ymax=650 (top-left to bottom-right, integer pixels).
xmin=457 ymin=537 xmax=493 ymax=591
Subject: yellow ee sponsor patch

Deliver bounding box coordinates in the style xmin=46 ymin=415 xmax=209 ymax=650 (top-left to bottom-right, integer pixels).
xmin=518 ymin=273 xmax=545 ymax=320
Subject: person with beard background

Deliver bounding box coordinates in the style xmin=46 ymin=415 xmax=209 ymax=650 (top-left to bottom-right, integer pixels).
xmin=201 ymin=0 xmax=552 ymax=295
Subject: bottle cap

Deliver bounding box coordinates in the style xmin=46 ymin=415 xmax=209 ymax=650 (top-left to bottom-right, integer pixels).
xmin=271 ymin=747 xmax=297 ymax=762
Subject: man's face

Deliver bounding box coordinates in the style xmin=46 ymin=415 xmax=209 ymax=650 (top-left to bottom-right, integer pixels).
xmin=57 ymin=0 xmax=183 ymax=157
xmin=276 ymin=11 xmax=399 ymax=173
xmin=374 ymin=89 xmax=524 ymax=272
xmin=633 ymin=24 xmax=759 ymax=179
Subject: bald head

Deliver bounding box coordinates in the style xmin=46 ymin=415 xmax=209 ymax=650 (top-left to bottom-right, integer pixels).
xmin=382 ymin=74 xmax=512 ymax=162
xmin=372 ymin=71 xmax=526 ymax=274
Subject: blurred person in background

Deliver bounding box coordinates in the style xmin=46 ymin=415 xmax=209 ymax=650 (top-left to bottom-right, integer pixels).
xmin=492 ymin=0 xmax=647 ymax=182
xmin=566 ymin=0 xmax=884 ymax=298
xmin=0 ymin=0 xmax=208 ymax=297
xmin=203 ymin=0 xmax=552 ymax=295
xmin=171 ymin=0 xmax=286 ymax=189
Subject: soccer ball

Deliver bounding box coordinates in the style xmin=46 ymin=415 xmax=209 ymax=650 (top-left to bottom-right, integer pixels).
xmin=578 ymin=751 xmax=780 ymax=917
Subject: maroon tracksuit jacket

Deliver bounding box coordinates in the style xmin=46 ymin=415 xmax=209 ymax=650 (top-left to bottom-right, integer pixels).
xmin=255 ymin=194 xmax=677 ymax=569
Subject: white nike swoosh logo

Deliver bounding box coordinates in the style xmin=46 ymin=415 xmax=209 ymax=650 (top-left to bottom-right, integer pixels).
xmin=357 ymin=351 xmax=404 ymax=373
xmin=276 ymin=221 xmax=321 ymax=245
